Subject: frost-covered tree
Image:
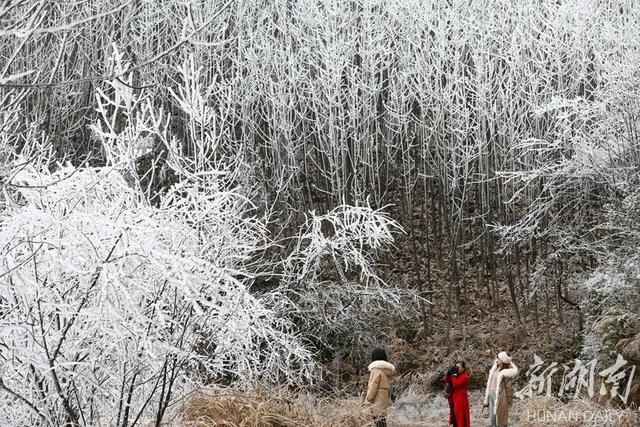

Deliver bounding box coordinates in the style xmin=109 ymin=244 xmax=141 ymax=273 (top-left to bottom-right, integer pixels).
xmin=0 ymin=72 xmax=315 ymax=424
xmin=0 ymin=160 xmax=315 ymax=425
xmin=492 ymin=27 xmax=640 ymax=334
xmin=4 ymin=0 xmax=640 ymax=397
xmin=0 ymin=57 xmax=417 ymax=424
xmin=262 ymin=204 xmax=421 ymax=363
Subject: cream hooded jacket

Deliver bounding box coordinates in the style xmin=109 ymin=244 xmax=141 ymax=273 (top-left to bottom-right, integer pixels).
xmin=484 ymin=361 xmax=518 ymax=419
xmin=365 ymin=360 xmax=396 ymax=416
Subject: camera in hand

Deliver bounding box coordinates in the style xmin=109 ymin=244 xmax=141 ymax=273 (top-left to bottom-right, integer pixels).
xmin=446 ymin=366 xmax=458 ymax=376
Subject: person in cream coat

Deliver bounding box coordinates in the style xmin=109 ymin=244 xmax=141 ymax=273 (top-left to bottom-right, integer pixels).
xmin=365 ymin=348 xmax=395 ymax=427
xmin=483 ymin=351 xmax=518 ymax=427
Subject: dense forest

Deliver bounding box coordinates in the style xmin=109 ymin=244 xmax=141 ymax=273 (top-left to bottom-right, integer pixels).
xmin=1 ymin=0 xmax=640 ymax=425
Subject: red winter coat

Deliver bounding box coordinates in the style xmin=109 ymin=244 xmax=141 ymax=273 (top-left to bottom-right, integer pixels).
xmin=443 ymin=371 xmax=471 ymax=427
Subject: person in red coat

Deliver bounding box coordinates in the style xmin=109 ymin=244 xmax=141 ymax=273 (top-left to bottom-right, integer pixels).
xmin=442 ymin=361 xmax=471 ymax=427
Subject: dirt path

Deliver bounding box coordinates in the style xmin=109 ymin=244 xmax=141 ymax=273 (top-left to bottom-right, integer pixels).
xmin=388 ymin=390 xmax=486 ymax=427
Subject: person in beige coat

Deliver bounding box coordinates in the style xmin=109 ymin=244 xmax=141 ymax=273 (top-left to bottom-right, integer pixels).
xmin=483 ymin=351 xmax=518 ymax=427
xmin=365 ymin=348 xmax=395 ymax=427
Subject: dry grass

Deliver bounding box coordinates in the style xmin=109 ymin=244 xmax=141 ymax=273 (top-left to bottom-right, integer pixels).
xmin=179 ymin=389 xmax=372 ymax=427
xmin=179 ymin=387 xmax=640 ymax=427
xmin=180 ymin=391 xmax=298 ymax=426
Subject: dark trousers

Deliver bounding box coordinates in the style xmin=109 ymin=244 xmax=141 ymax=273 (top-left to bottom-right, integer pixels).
xmin=373 ymin=416 xmax=387 ymax=427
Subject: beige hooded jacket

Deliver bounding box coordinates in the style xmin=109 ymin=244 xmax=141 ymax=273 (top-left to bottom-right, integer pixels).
xmin=484 ymin=361 xmax=518 ymax=425
xmin=365 ymin=360 xmax=396 ymax=416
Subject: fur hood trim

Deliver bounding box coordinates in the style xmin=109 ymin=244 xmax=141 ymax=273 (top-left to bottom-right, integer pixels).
xmin=368 ymin=360 xmax=396 ymax=376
